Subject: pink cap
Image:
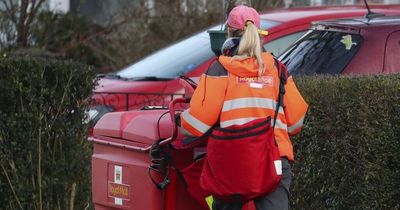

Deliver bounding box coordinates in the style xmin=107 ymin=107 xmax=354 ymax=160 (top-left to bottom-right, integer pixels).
xmin=227 ymin=5 xmax=260 ymax=30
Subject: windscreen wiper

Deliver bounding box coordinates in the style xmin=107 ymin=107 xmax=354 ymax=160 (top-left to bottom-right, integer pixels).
xmin=179 ymin=75 xmax=198 ymax=88
xmin=129 ymin=76 xmax=174 ymax=81
xmin=97 ymin=73 xmax=127 ymax=80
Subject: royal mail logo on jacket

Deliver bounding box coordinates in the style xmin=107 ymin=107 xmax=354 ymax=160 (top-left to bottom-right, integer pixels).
xmin=237 ymin=76 xmax=274 ymax=87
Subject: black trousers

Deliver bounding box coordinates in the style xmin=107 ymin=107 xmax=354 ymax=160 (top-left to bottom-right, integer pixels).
xmin=212 ymin=158 xmax=292 ymax=210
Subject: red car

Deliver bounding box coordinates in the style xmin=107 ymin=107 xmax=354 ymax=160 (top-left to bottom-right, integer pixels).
xmin=89 ymin=5 xmax=400 ymax=124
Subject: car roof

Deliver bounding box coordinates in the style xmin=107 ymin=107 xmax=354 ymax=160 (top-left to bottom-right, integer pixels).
xmin=313 ymin=15 xmax=400 ymax=30
xmin=260 ymin=4 xmax=400 ymax=23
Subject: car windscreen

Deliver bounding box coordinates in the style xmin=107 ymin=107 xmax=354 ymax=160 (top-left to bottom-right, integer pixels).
xmin=260 ymin=19 xmax=280 ymax=29
xmin=117 ymin=28 xmax=216 ymax=79
xmin=116 ymin=20 xmax=280 ymax=79
xmin=279 ymin=30 xmax=363 ymax=75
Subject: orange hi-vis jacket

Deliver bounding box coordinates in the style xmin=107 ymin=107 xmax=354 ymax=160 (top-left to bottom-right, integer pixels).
xmin=180 ymin=52 xmax=308 ymax=160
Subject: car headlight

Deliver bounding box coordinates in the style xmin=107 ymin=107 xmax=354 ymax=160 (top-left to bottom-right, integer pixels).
xmin=86 ymin=105 xmax=114 ymax=127
xmin=88 ymin=109 xmax=99 ymax=120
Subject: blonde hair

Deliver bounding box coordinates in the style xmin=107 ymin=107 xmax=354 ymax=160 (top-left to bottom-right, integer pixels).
xmin=232 ymin=22 xmax=264 ymax=77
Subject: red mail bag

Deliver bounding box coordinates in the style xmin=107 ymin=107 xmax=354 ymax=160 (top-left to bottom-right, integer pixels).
xmin=199 ymin=117 xmax=282 ymax=202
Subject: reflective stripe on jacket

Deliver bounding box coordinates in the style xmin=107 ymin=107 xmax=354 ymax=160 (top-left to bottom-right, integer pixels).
xmin=181 ymin=52 xmax=308 ymax=160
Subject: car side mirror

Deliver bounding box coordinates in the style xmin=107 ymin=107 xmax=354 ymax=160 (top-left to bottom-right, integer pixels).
xmin=208 ymin=30 xmax=227 ymax=56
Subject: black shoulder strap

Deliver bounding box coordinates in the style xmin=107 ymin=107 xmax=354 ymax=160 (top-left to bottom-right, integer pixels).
xmin=205 ymin=59 xmax=228 ymax=77
xmin=273 ymin=58 xmax=288 ymax=128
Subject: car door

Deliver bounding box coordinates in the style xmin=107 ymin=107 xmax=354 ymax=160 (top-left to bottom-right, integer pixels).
xmin=384 ymin=31 xmax=400 ymax=74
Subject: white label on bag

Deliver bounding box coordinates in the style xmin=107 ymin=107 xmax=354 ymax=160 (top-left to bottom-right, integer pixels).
xmin=274 ymin=160 xmax=282 ymax=175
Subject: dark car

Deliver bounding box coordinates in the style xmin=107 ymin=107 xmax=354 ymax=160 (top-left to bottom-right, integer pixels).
xmin=279 ymin=15 xmax=400 ymax=75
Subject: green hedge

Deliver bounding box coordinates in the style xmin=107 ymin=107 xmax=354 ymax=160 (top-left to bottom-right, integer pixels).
xmin=292 ymin=75 xmax=400 ymax=209
xmin=0 ymin=56 xmax=96 ymax=209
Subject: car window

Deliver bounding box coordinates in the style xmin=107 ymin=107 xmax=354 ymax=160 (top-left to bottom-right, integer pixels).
xmin=279 ymin=30 xmax=363 ymax=75
xmin=260 ymin=20 xmax=280 ymax=29
xmin=384 ymin=31 xmax=400 ymax=74
xmin=116 ymin=20 xmax=280 ymax=79
xmin=117 ymin=27 xmax=218 ymax=79
xmin=263 ymin=31 xmax=306 ymax=57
